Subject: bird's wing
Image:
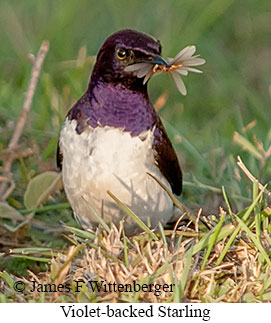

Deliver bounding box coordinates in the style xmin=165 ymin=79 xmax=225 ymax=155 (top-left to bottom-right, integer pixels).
xmin=56 ymin=140 xmax=63 ymax=170
xmin=153 ymin=118 xmax=182 ymax=195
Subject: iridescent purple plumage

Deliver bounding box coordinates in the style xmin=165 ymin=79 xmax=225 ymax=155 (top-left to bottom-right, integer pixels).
xmin=69 ymin=82 xmax=156 ymax=136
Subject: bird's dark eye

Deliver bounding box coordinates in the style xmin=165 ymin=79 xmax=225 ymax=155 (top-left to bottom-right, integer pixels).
xmin=116 ymin=48 xmax=127 ymax=60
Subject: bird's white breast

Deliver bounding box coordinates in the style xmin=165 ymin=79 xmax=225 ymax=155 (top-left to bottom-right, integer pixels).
xmin=59 ymin=118 xmax=173 ymax=235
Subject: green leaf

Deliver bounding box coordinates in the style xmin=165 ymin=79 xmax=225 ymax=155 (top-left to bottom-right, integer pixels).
xmin=24 ymin=171 xmax=62 ymax=210
xmin=0 ymin=202 xmax=24 ymax=220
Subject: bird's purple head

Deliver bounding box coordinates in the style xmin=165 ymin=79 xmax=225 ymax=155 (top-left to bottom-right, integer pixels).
xmin=90 ymin=29 xmax=165 ymax=86
xmin=71 ymin=30 xmax=168 ymax=136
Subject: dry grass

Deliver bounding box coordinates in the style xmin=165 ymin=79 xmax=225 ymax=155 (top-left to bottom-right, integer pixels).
xmin=1 ymin=199 xmax=270 ymax=303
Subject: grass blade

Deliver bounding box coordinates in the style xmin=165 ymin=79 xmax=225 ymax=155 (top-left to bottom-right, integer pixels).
xmin=192 ymin=223 xmax=234 ymax=255
xmin=233 ymin=214 xmax=271 ymax=265
xmin=222 ymin=186 xmax=233 ymax=217
xmin=233 ymin=132 xmax=262 ymax=160
xmin=64 ymin=225 xmax=95 ymax=240
xmin=216 ymin=188 xmax=264 ymax=265
xmin=107 ymin=190 xmax=158 ymax=240
xmin=81 ymin=196 xmax=110 ymax=233
xmin=201 ymin=208 xmax=226 ymax=270
xmin=175 ymin=244 xmax=193 ymax=301
xmin=146 ymin=172 xmax=198 ymax=224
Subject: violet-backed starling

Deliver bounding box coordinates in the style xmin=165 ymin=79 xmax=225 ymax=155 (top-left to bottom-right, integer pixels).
xmin=57 ymin=29 xmax=182 ymax=235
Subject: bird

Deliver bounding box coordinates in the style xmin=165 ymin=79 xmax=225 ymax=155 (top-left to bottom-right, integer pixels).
xmin=57 ymin=29 xmax=182 ymax=236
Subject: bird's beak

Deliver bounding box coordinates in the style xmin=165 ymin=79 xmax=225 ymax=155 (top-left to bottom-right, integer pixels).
xmin=149 ymin=55 xmax=169 ymax=67
xmin=136 ymin=54 xmax=169 ymax=67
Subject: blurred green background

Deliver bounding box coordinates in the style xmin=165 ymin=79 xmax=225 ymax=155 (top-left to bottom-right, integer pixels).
xmin=0 ymin=0 xmax=270 ymax=212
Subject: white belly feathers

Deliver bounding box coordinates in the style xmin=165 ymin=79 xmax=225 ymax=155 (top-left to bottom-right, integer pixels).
xmin=59 ymin=118 xmax=173 ymax=235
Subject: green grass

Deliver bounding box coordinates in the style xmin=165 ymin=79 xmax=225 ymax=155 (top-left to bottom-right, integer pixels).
xmin=0 ymin=0 xmax=271 ymax=303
